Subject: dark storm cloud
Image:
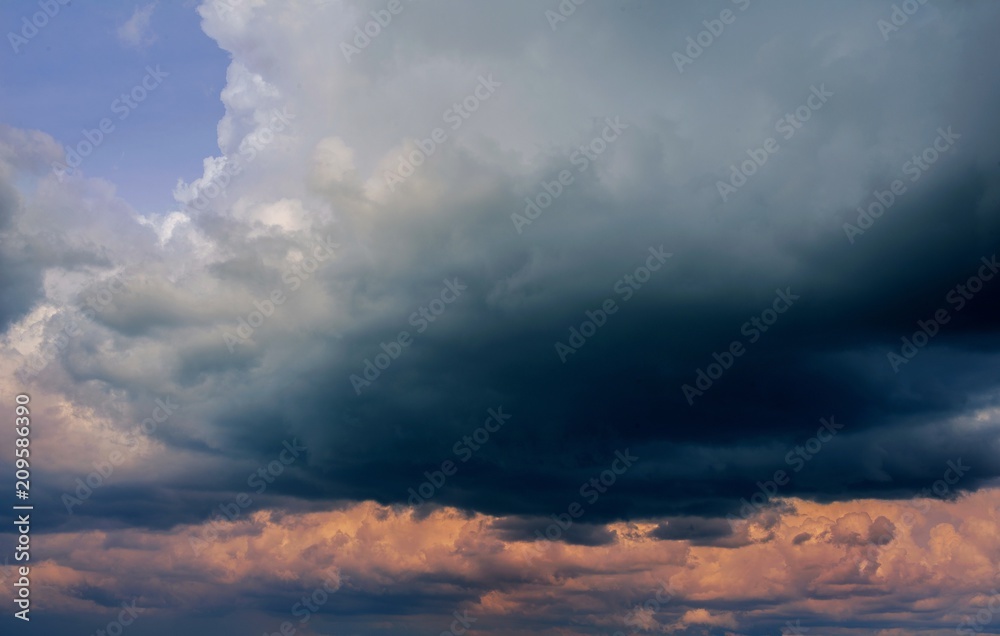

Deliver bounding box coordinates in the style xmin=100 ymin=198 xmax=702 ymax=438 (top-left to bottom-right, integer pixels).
xmin=491 ymin=517 xmax=617 ymax=546
xmin=0 ymin=243 xmax=43 ymax=330
xmin=649 ymin=518 xmax=735 ymax=546
xmin=0 ymin=145 xmax=45 ymax=329
xmin=9 ymin=0 xmax=1000 ymax=547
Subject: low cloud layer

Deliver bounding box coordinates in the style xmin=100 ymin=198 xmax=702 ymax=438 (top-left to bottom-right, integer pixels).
xmin=6 ymin=492 xmax=1000 ymax=634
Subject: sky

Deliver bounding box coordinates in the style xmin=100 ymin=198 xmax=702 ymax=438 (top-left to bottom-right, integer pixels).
xmin=1 ymin=0 xmax=1000 ymax=634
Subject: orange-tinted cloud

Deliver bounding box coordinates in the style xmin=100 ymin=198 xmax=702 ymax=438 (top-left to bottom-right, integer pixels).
xmin=6 ymin=488 xmax=998 ymax=634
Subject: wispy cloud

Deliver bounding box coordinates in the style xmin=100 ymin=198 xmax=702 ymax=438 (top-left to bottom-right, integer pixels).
xmin=117 ymin=3 xmax=157 ymax=50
